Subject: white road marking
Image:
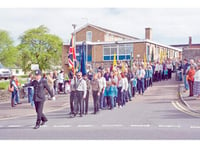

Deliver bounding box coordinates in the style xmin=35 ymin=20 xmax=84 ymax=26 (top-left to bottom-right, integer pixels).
xmin=158 ymin=125 xmax=181 ymax=128
xmin=7 ymin=125 xmax=22 ymax=128
xmin=77 ymin=125 xmax=94 ymax=128
xmin=102 ymin=124 xmax=123 ymax=127
xmin=130 ymin=124 xmax=151 ymax=127
xmin=40 ymin=125 xmax=47 ymax=128
xmin=190 ymin=126 xmax=200 ymax=129
xmin=53 ymin=125 xmax=71 ymax=128
xmin=0 ymin=125 xmax=4 ymax=128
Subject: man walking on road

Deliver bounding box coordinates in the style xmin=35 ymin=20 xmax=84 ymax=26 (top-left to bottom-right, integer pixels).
xmin=25 ymin=70 xmax=55 ymax=129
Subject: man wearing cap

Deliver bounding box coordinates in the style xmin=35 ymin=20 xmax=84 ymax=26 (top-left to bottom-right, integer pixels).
xmin=73 ymin=71 xmax=87 ymax=117
xmin=25 ymin=69 xmax=55 ymax=129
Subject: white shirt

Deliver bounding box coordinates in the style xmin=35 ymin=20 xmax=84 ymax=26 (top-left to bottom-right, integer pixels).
xmin=118 ymin=79 xmax=125 ymax=91
xmin=76 ymin=78 xmax=87 ymax=98
xmin=124 ymin=77 xmax=129 ymax=91
xmin=159 ymin=64 xmax=163 ymax=71
xmin=155 ymin=64 xmax=160 ymax=72
xmin=58 ymin=73 xmax=64 ymax=83
xmin=194 ymin=70 xmax=200 ymax=82
xmin=136 ymin=69 xmax=145 ymax=79
xmin=98 ymin=77 xmax=106 ymax=91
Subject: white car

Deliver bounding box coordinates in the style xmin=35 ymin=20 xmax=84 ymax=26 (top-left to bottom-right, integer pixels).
xmin=0 ymin=63 xmax=12 ymax=80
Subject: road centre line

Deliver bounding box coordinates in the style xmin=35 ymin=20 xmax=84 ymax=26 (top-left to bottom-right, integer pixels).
xmin=7 ymin=125 xmax=22 ymax=128
xmin=158 ymin=125 xmax=181 ymax=128
xmin=77 ymin=124 xmax=94 ymax=128
xmin=102 ymin=124 xmax=123 ymax=127
xmin=190 ymin=126 xmax=200 ymax=129
xmin=53 ymin=125 xmax=71 ymax=128
xmin=130 ymin=124 xmax=151 ymax=127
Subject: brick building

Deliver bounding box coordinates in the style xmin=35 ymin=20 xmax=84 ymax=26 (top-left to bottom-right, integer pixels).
xmin=62 ymin=24 xmax=182 ymax=73
xmin=171 ymin=37 xmax=200 ymax=61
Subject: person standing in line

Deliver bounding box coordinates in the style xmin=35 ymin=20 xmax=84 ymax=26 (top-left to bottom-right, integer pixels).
xmin=83 ymin=74 xmax=90 ymax=115
xmin=47 ymin=72 xmax=55 ymax=100
xmin=154 ymin=62 xmax=160 ymax=82
xmin=193 ymin=63 xmax=200 ymax=99
xmin=98 ymin=72 xmax=106 ymax=109
xmin=91 ymin=73 xmax=100 ymax=114
xmin=69 ymin=73 xmax=77 ymax=117
xmin=74 ymin=72 xmax=87 ymax=117
xmin=58 ymin=70 xmax=64 ymax=93
xmin=9 ymin=75 xmax=18 ymax=107
xmin=163 ymin=67 xmax=168 ymax=80
xmin=53 ymin=70 xmax=58 ymax=94
xmin=25 ymin=70 xmax=55 ymax=129
xmin=136 ymin=65 xmax=145 ymax=95
xmin=117 ymin=73 xmax=124 ymax=108
xmin=27 ymin=73 xmax=35 ymax=107
xmin=182 ymin=59 xmax=190 ymax=92
xmin=148 ymin=64 xmax=153 ymax=87
xmin=187 ymin=64 xmax=196 ymax=97
xmin=167 ymin=60 xmax=173 ymax=79
xmin=15 ymin=76 xmax=22 ymax=104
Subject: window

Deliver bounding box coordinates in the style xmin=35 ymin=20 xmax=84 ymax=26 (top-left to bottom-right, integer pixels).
xmin=103 ymin=44 xmax=133 ymax=61
xmin=86 ymin=31 xmax=92 ymax=41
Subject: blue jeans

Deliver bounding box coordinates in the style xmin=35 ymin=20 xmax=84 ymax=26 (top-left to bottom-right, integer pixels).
xmin=15 ymin=90 xmax=20 ymax=104
xmin=128 ymin=83 xmax=132 ymax=100
xmin=100 ymin=91 xmax=105 ymax=109
xmin=183 ymin=75 xmax=189 ymax=90
xmin=137 ymin=78 xmax=144 ymax=94
xmin=109 ymin=96 xmax=114 ymax=109
xmin=28 ymin=88 xmax=34 ymax=106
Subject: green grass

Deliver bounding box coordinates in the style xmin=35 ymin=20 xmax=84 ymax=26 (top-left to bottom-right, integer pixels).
xmin=0 ymin=79 xmax=27 ymax=90
xmin=0 ymin=81 xmax=9 ymax=90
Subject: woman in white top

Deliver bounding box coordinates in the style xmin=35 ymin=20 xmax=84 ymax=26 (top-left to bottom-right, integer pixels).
xmin=193 ymin=63 xmax=200 ymax=99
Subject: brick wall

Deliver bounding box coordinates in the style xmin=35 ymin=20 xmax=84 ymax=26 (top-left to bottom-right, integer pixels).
xmin=133 ymin=42 xmax=146 ymax=60
xmin=76 ymin=26 xmax=105 ymax=42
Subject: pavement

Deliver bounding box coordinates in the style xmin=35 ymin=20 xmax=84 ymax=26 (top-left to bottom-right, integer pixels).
xmin=179 ymin=84 xmax=200 ymax=114
xmin=0 ymin=93 xmax=70 ymax=120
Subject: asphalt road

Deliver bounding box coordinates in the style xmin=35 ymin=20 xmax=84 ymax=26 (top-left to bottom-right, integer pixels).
xmin=1 ymin=79 xmax=200 ymax=140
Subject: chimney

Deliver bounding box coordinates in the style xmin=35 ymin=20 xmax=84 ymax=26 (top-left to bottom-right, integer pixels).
xmin=189 ymin=36 xmax=192 ymax=48
xmin=145 ymin=28 xmax=152 ymax=40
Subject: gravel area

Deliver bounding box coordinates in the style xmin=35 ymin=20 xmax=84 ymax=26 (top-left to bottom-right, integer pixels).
xmin=0 ymin=90 xmax=10 ymax=103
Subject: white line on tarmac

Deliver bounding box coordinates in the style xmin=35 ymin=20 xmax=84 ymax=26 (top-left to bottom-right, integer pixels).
xmin=190 ymin=126 xmax=200 ymax=129
xmin=7 ymin=125 xmax=23 ymax=128
xmin=158 ymin=125 xmax=181 ymax=128
xmin=130 ymin=124 xmax=151 ymax=127
xmin=53 ymin=125 xmax=71 ymax=128
xmin=77 ymin=124 xmax=94 ymax=128
xmin=40 ymin=125 xmax=48 ymax=128
xmin=102 ymin=124 xmax=123 ymax=127
xmin=0 ymin=125 xmax=4 ymax=128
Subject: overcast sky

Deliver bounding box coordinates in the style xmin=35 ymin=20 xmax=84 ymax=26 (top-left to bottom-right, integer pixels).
xmin=1 ymin=8 xmax=200 ymax=45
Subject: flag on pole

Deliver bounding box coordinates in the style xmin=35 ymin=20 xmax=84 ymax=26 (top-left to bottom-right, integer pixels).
xmin=81 ymin=42 xmax=87 ymax=75
xmin=160 ymin=51 xmax=163 ymax=63
xmin=144 ymin=53 xmax=147 ymax=68
xmin=113 ymin=53 xmax=117 ymax=67
xmin=68 ymin=34 xmax=76 ymax=73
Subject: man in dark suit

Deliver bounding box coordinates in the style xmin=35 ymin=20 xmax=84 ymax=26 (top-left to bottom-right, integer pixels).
xmin=25 ymin=69 xmax=55 ymax=129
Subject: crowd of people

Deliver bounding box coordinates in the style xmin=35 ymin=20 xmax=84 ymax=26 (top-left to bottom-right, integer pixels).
xmin=182 ymin=59 xmax=200 ymax=99
xmin=68 ymin=59 xmax=175 ymax=117
xmin=7 ymin=57 xmax=200 ymax=128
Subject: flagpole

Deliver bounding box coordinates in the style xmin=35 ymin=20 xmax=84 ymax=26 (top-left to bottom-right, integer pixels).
xmin=72 ymin=24 xmax=77 ymax=74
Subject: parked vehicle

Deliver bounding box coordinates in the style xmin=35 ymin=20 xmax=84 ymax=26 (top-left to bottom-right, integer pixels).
xmin=0 ymin=63 xmax=12 ymax=80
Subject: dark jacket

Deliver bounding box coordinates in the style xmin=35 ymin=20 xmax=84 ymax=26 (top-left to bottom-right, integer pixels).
xmin=26 ymin=78 xmax=53 ymax=102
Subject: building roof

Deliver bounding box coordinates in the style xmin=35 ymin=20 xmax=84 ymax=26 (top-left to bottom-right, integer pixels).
xmin=171 ymin=44 xmax=200 ymax=48
xmin=63 ymin=39 xmax=182 ymax=52
xmin=75 ymin=23 xmax=140 ymax=40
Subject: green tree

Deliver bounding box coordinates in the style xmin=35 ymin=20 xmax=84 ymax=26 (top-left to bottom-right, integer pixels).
xmin=0 ymin=30 xmax=18 ymax=67
xmin=18 ymin=25 xmax=63 ymax=72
